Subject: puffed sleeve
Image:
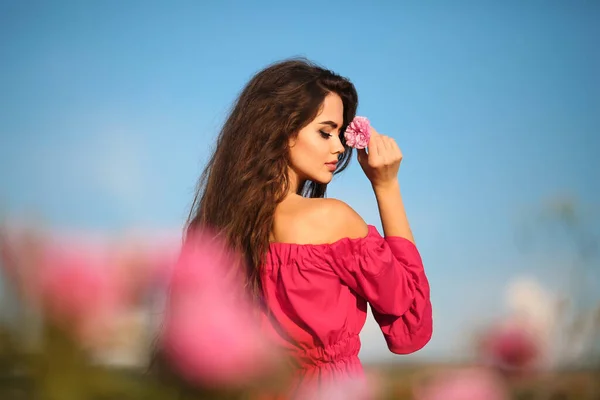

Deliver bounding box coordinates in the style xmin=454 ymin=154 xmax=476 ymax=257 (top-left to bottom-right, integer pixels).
xmin=325 ymin=225 xmax=433 ymax=354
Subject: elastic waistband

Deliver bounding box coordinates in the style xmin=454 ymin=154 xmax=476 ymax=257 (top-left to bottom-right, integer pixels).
xmin=294 ymin=335 xmax=361 ymax=367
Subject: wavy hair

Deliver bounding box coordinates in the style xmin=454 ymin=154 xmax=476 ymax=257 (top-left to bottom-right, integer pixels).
xmin=186 ymin=58 xmax=358 ymax=302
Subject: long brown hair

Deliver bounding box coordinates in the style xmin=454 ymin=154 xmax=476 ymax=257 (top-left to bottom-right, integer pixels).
xmin=186 ymin=58 xmax=358 ymax=302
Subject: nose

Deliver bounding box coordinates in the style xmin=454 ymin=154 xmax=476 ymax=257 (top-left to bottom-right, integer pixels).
xmin=331 ymin=134 xmax=345 ymax=155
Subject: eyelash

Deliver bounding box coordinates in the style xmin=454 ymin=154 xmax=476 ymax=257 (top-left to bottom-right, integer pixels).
xmin=319 ymin=130 xmax=332 ymax=139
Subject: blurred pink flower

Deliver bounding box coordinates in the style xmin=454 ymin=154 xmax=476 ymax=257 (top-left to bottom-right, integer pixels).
xmin=38 ymin=241 xmax=132 ymax=342
xmin=478 ymin=319 xmax=541 ymax=372
xmin=0 ymin=227 xmax=158 ymax=344
xmin=344 ymin=116 xmax=370 ymax=149
xmin=296 ymin=373 xmax=381 ymax=400
xmin=414 ymin=368 xmax=509 ymax=400
xmin=41 ymin=254 xmax=119 ymax=318
xmin=161 ymin=227 xmax=278 ymax=387
xmin=0 ymin=226 xmax=45 ymax=294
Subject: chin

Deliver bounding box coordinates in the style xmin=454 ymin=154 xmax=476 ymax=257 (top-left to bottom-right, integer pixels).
xmin=312 ymin=174 xmax=333 ymax=185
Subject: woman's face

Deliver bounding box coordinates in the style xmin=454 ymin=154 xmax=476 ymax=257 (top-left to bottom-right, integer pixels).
xmin=288 ymin=93 xmax=346 ymax=187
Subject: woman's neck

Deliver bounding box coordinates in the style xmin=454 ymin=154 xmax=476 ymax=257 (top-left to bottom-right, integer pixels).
xmin=286 ymin=168 xmax=305 ymax=198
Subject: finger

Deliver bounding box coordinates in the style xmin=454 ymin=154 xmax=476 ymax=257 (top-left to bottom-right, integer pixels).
xmin=390 ymin=138 xmax=402 ymax=158
xmin=367 ymin=129 xmax=378 ymax=153
xmin=381 ymin=136 xmax=393 ymax=151
xmin=374 ymin=135 xmax=386 ymax=157
xmin=357 ymin=147 xmax=368 ymax=164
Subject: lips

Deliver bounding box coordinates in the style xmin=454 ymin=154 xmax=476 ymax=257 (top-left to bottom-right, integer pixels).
xmin=325 ymin=162 xmax=337 ymax=171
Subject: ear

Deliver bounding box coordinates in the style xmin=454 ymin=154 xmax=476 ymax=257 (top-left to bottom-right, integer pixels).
xmin=288 ymin=136 xmax=297 ymax=148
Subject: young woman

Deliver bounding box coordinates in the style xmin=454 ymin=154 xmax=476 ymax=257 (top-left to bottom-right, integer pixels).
xmin=185 ymin=58 xmax=432 ymax=393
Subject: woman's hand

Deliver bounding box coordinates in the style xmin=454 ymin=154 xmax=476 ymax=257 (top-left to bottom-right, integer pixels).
xmin=357 ymin=126 xmax=403 ymax=190
xmin=356 ymin=126 xmax=413 ymax=242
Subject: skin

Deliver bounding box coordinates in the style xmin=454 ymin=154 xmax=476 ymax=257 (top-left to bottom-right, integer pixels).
xmin=287 ymin=92 xmax=346 ymax=189
xmin=272 ymin=93 xmax=415 ymax=245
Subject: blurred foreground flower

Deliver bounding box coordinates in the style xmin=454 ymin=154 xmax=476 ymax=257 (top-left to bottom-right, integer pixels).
xmin=160 ymin=227 xmax=281 ymax=388
xmin=1 ymin=222 xmax=285 ymax=397
xmin=478 ymin=318 xmax=541 ymax=373
xmin=414 ymin=367 xmax=509 ymax=400
xmin=295 ymin=372 xmax=381 ymax=400
xmin=1 ymin=230 xmax=143 ymax=346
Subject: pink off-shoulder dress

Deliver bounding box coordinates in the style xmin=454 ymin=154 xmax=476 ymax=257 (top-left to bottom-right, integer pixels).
xmin=260 ymin=224 xmax=433 ymax=394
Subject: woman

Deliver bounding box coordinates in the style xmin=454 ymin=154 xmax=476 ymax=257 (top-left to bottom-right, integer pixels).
xmin=186 ymin=58 xmax=432 ymax=393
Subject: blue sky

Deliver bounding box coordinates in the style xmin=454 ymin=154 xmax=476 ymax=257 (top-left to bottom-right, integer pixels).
xmin=0 ymin=1 xmax=598 ymax=362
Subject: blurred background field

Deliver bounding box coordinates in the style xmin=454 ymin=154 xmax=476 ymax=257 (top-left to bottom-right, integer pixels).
xmin=0 ymin=1 xmax=598 ymax=398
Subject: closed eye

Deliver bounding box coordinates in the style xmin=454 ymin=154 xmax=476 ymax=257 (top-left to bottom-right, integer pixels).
xmin=320 ymin=130 xmax=332 ymax=139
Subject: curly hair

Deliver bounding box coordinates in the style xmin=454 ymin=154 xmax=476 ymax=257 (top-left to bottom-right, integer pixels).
xmin=186 ymin=58 xmax=358 ymax=302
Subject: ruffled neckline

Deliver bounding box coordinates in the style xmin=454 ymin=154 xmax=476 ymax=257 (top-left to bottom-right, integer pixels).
xmin=264 ymin=224 xmax=399 ymax=268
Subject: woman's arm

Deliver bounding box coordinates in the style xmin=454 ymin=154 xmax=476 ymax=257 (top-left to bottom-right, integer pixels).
xmin=373 ymin=180 xmax=414 ymax=244
xmin=357 ymin=127 xmax=415 ymax=243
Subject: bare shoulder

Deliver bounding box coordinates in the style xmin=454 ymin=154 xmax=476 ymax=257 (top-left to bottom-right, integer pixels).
xmin=272 ymin=197 xmax=369 ymax=245
xmin=317 ymin=198 xmax=368 ymax=241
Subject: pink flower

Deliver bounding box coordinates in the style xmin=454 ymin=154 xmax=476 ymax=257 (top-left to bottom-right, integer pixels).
xmin=38 ymin=241 xmax=131 ymax=342
xmin=41 ymin=254 xmax=120 ymax=320
xmin=161 ymin=227 xmax=279 ymax=387
xmin=344 ymin=116 xmax=371 ymax=149
xmin=414 ymin=368 xmax=509 ymax=400
xmin=478 ymin=319 xmax=541 ymax=372
xmin=296 ymin=373 xmax=381 ymax=400
xmin=1 ymin=228 xmax=153 ymax=343
xmin=0 ymin=226 xmax=45 ymax=295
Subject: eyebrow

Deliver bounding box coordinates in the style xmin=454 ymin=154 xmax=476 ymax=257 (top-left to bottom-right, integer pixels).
xmin=318 ymin=121 xmax=339 ymax=128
